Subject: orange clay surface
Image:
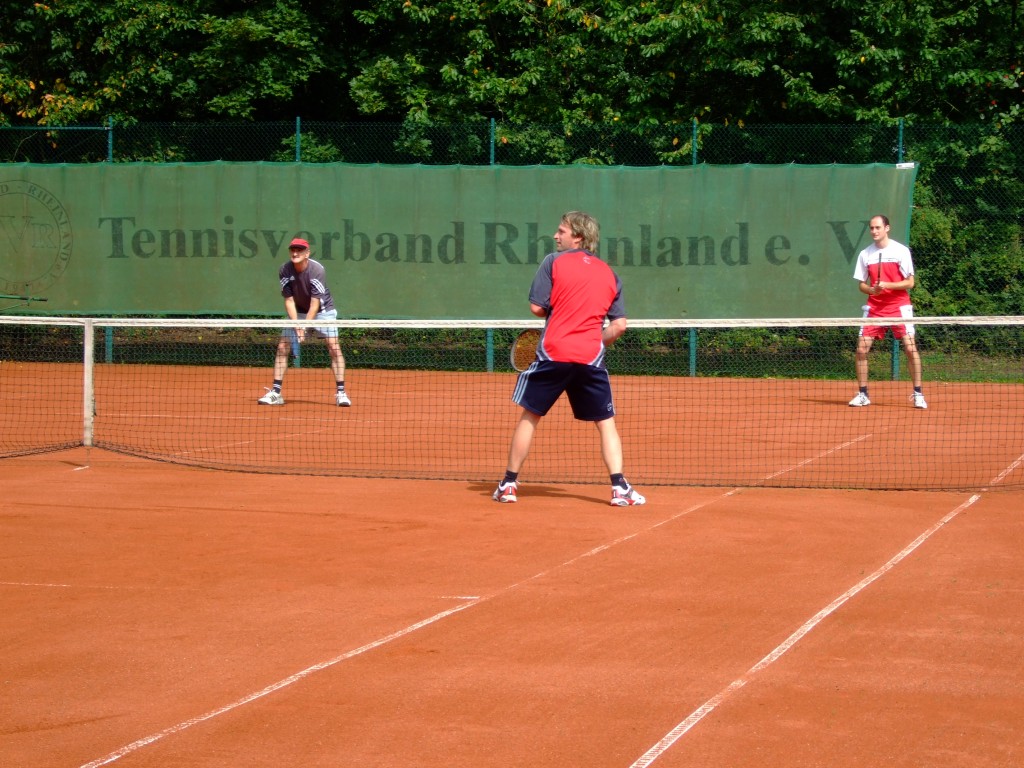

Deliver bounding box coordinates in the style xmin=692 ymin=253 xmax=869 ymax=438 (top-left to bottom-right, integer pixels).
xmin=2 ymin=448 xmax=1022 ymax=767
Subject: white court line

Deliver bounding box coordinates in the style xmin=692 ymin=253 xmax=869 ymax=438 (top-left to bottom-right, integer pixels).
xmin=0 ymin=580 xmax=161 ymax=591
xmin=628 ymin=452 xmax=1024 ymax=768
xmin=79 ymin=602 xmax=480 ymax=768
xmin=79 ymin=492 xmax=732 ymax=767
xmin=168 ymin=425 xmax=335 ymax=457
xmin=119 ymin=417 xmax=380 ymax=458
xmin=1 ymin=581 xmax=109 ymax=589
xmin=982 ymin=453 xmax=1024 ymax=490
xmin=760 ymin=434 xmax=873 ymax=481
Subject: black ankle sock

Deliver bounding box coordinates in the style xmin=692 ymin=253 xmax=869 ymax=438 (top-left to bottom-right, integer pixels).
xmin=503 ymin=471 xmax=518 ymax=485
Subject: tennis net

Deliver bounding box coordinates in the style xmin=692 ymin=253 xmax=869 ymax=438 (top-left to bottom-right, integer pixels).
xmin=2 ymin=316 xmax=1022 ymax=491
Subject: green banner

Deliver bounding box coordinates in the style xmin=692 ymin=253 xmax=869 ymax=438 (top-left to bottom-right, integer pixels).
xmin=0 ymin=162 xmax=916 ymax=318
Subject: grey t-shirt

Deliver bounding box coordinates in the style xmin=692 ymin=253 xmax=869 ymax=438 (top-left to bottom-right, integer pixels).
xmin=278 ymin=258 xmax=336 ymax=314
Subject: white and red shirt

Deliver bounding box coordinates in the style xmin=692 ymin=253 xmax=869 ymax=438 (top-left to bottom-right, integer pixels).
xmin=528 ymin=249 xmax=625 ymax=367
xmin=852 ymin=239 xmax=915 ymax=316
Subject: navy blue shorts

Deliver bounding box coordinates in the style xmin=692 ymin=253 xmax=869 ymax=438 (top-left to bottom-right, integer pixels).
xmin=511 ymin=361 xmax=615 ymax=421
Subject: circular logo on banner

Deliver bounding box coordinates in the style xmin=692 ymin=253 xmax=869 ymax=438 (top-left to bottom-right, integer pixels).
xmin=0 ymin=180 xmax=73 ymax=297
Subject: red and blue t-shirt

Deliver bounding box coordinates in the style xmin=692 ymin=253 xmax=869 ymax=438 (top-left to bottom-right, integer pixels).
xmin=528 ymin=249 xmax=626 ymax=367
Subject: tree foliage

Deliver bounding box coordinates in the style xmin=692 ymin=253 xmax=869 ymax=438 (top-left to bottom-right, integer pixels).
xmin=346 ymin=0 xmax=1023 ymax=126
xmin=0 ymin=0 xmax=332 ymax=124
xmin=1 ymin=1 xmax=1022 ymax=316
xmin=2 ymin=0 xmax=1021 ymax=126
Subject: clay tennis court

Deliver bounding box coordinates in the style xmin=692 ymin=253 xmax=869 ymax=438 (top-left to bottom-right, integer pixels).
xmin=2 ymin=428 xmax=1023 ymax=766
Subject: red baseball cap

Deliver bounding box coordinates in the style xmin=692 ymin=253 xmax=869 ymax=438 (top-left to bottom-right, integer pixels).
xmin=289 ymin=237 xmax=310 ymax=249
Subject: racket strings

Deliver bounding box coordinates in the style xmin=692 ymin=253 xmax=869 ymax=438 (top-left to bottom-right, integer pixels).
xmin=511 ymin=329 xmax=541 ymax=372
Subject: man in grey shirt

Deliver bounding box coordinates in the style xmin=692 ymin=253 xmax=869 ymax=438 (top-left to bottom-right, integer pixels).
xmin=257 ymin=237 xmax=351 ymax=407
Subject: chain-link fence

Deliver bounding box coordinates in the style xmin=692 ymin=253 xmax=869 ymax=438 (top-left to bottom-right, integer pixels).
xmin=3 ymin=119 xmax=1022 ymax=315
xmin=2 ymin=119 xmax=1020 ymax=167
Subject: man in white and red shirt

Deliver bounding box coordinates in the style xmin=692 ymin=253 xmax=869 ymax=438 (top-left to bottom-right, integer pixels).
xmin=492 ymin=211 xmax=645 ymax=506
xmin=849 ymin=215 xmax=927 ymax=409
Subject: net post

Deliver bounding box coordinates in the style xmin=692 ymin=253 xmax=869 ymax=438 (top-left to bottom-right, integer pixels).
xmin=83 ymin=319 xmax=95 ymax=447
xmin=485 ymin=328 xmax=495 ymax=372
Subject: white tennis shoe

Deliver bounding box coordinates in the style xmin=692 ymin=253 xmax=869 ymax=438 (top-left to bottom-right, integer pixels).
xmin=611 ymin=485 xmax=646 ymax=506
xmin=336 ymin=390 xmax=352 ymax=407
xmin=258 ymin=388 xmax=285 ymax=406
xmin=911 ymin=392 xmax=928 ymax=409
xmin=492 ymin=481 xmax=518 ymax=503
xmin=848 ymin=392 xmax=871 ymax=407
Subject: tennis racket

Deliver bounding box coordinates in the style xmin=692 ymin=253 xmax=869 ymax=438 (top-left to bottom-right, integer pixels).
xmin=510 ymin=329 xmax=541 ymax=372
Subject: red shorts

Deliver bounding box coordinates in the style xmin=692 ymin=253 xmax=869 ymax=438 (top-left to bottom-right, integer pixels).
xmin=860 ymin=305 xmax=915 ymax=340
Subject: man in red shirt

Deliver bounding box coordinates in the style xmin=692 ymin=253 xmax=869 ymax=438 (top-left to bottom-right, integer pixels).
xmin=849 ymin=214 xmax=927 ymax=409
xmin=492 ymin=211 xmax=646 ymax=506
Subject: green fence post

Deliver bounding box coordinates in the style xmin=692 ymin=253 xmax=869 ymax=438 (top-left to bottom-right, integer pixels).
xmin=689 ymin=328 xmax=697 ymax=376
xmin=295 ymin=116 xmax=301 ymax=162
xmin=106 ymin=117 xmax=113 ymax=162
xmin=891 ymin=336 xmax=900 ymax=380
xmin=691 ymin=118 xmax=698 ymax=166
xmin=489 ymin=118 xmax=496 ymax=165
xmin=897 ymin=118 xmax=904 ymax=163
xmin=105 ymin=326 xmax=113 ymax=363
xmin=486 ymin=329 xmax=495 ymax=372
